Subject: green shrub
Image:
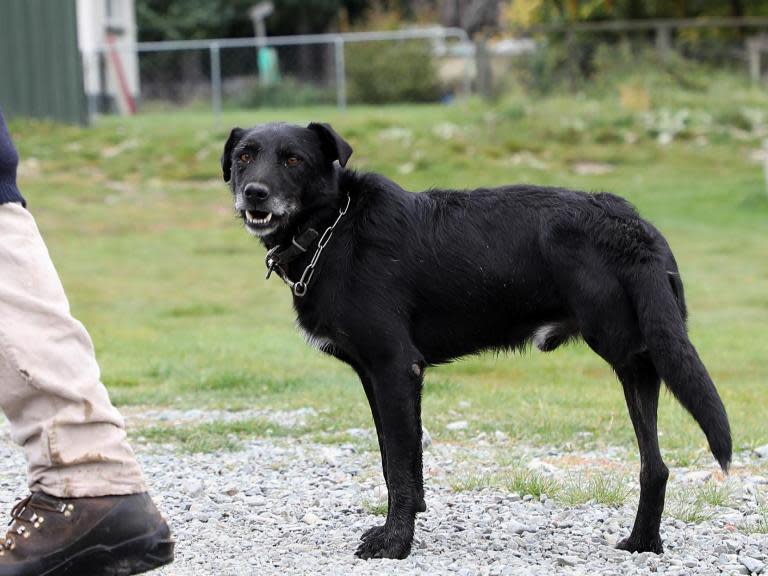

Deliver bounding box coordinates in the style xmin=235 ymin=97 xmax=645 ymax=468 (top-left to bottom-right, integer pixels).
xmin=514 ymin=36 xmax=732 ymax=97
xmin=509 ymin=32 xmax=613 ymax=94
xmin=232 ymin=78 xmax=334 ymax=109
xmin=591 ymin=42 xmax=710 ymax=93
xmin=346 ymin=40 xmax=442 ymax=104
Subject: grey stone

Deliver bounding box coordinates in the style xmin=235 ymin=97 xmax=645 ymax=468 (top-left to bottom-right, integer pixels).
xmin=8 ymin=408 xmax=760 ymax=576
xmin=503 ymin=520 xmax=537 ymax=535
xmin=555 ymin=555 xmax=582 ymax=567
xmin=740 ymin=556 xmax=766 ymax=574
xmin=753 ymin=444 xmax=768 ymax=458
xmin=494 ymin=430 xmax=509 ymax=442
xmin=447 ymin=420 xmax=468 ymax=431
xmin=183 ymin=479 xmax=205 ymax=498
xmin=421 ymin=426 xmax=433 ymax=450
xmin=683 ymin=469 xmax=714 ymax=483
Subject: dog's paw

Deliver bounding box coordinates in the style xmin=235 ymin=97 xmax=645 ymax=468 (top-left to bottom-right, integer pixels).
xmin=355 ymin=526 xmax=412 ymax=560
xmin=360 ymin=524 xmax=387 ymax=542
xmin=616 ymin=534 xmax=663 ymax=554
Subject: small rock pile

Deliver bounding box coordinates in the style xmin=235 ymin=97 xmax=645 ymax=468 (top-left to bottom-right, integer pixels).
xmin=0 ymin=415 xmax=765 ymax=575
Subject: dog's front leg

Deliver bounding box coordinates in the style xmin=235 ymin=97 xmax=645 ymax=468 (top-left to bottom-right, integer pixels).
xmin=355 ymin=355 xmax=424 ymax=560
xmin=356 ymin=370 xmax=390 ymax=506
xmin=356 ymin=366 xmax=427 ymax=546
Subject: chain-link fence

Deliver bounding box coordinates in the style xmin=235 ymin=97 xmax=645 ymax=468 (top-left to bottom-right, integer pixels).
xmin=84 ymin=20 xmax=768 ymax=121
xmin=85 ymin=27 xmax=474 ymax=119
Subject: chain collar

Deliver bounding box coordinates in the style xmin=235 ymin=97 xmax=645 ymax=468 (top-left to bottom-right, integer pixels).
xmin=265 ymin=194 xmax=351 ymax=298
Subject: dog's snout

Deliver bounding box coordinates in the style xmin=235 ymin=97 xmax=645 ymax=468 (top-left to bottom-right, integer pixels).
xmin=244 ymin=183 xmax=270 ymax=202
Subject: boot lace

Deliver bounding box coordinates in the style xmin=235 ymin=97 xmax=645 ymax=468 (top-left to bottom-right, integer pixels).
xmin=1 ymin=496 xmax=31 ymax=553
xmin=1 ymin=494 xmax=72 ymax=554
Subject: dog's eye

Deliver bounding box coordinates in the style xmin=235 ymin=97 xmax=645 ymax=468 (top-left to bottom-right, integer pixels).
xmin=285 ymin=156 xmax=301 ymax=167
xmin=239 ymin=153 xmax=253 ymax=163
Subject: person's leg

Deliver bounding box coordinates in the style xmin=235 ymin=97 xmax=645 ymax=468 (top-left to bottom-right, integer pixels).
xmin=0 ymin=203 xmax=173 ymax=575
xmin=0 ymin=203 xmax=145 ymax=497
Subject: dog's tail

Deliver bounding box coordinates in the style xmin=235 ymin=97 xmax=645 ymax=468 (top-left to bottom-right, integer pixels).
xmin=625 ymin=263 xmax=732 ymax=472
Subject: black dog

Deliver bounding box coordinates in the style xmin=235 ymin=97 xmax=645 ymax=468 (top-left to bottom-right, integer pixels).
xmin=221 ymin=122 xmax=731 ymax=560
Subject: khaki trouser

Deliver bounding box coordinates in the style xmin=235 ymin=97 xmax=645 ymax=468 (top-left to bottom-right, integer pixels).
xmin=0 ymin=203 xmax=146 ymax=497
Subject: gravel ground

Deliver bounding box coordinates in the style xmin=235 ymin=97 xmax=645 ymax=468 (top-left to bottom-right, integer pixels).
xmin=1 ymin=411 xmax=767 ymax=576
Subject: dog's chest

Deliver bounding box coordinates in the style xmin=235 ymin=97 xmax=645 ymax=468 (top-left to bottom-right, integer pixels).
xmin=292 ymin=277 xmax=346 ymax=355
xmin=295 ymin=320 xmax=336 ymax=353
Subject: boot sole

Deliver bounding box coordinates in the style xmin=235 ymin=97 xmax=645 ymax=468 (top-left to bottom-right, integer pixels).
xmin=42 ymin=524 xmax=175 ymax=576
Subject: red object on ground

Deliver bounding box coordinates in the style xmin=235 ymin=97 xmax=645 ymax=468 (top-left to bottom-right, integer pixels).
xmin=106 ymin=33 xmax=137 ymax=115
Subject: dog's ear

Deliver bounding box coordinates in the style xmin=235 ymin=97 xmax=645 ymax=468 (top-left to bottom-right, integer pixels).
xmin=307 ymin=122 xmax=353 ymax=167
xmin=221 ymin=127 xmax=245 ymax=182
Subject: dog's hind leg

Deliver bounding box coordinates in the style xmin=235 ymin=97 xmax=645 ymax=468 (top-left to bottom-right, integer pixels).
xmin=412 ymin=368 xmax=426 ymax=513
xmin=549 ymin=255 xmax=666 ymax=552
xmin=616 ymin=352 xmax=668 ymax=554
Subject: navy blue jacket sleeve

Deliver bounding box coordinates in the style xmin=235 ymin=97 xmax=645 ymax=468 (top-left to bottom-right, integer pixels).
xmin=0 ymin=108 xmax=27 ymax=207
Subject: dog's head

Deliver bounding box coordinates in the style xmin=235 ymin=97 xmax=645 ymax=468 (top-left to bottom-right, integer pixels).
xmin=221 ymin=122 xmax=352 ymax=239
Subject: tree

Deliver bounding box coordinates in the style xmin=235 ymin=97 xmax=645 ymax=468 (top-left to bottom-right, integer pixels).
xmin=502 ymin=0 xmax=768 ymax=27
xmin=137 ymin=0 xmax=370 ymax=42
xmin=443 ymin=0 xmax=502 ymax=36
xmin=136 ymin=0 xmax=372 ymax=87
xmin=137 ymin=0 xmax=254 ymax=41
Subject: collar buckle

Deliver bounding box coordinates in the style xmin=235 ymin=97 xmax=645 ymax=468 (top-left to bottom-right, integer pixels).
xmin=265 ymin=247 xmax=279 ymax=280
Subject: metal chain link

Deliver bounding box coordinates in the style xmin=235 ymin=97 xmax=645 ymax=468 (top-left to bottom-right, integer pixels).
xmin=267 ymin=195 xmax=351 ymax=298
xmin=292 ymin=194 xmax=351 ymax=297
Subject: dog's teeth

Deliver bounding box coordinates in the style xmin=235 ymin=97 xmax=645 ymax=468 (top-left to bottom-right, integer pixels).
xmin=245 ymin=211 xmax=272 ymax=226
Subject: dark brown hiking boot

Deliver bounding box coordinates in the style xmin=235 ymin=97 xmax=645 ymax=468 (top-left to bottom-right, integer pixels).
xmin=0 ymin=492 xmax=174 ymax=576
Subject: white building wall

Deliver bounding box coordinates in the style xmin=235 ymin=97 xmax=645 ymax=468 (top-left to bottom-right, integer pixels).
xmin=77 ymin=0 xmax=139 ymax=114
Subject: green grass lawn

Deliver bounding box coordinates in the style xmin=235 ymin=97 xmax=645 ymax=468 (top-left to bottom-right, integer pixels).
xmin=9 ymin=89 xmax=768 ymax=465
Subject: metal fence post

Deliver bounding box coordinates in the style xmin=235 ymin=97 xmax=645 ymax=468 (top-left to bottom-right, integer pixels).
xmin=210 ymin=42 xmax=223 ymax=122
xmin=334 ymin=36 xmax=347 ymax=111
xmin=747 ymin=37 xmax=761 ymax=83
xmin=655 ymin=24 xmax=672 ymax=60
xmin=763 ymin=139 xmax=768 ymax=199
xmin=462 ymin=46 xmax=473 ymax=99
